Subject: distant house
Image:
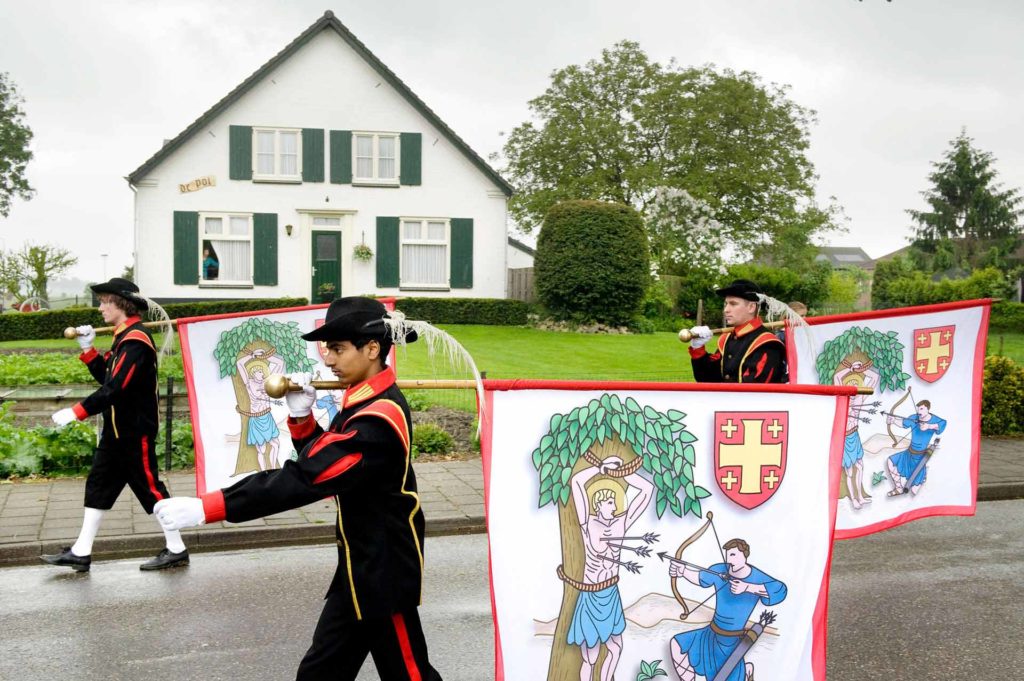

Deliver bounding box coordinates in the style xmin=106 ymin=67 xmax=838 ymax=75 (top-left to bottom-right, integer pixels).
xmin=127 ymin=11 xmax=513 ymax=303
xmin=815 ymin=246 xmax=875 ymax=271
xmin=507 ymin=236 xmax=535 ymax=269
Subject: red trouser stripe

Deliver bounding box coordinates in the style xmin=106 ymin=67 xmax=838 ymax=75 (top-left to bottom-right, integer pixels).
xmin=391 ymin=613 xmax=422 ymax=681
xmin=141 ymin=437 xmax=163 ymax=502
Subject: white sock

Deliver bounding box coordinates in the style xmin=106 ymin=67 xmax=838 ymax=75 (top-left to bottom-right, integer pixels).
xmin=162 ymin=527 xmax=187 ymax=554
xmin=71 ymin=507 xmax=105 ymax=556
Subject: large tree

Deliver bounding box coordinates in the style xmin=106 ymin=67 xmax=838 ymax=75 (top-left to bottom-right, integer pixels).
xmin=500 ymin=41 xmax=838 ymax=255
xmin=908 ymin=130 xmax=1023 ymax=268
xmin=20 ymin=243 xmax=77 ymax=300
xmin=0 ymin=73 xmax=34 ymax=218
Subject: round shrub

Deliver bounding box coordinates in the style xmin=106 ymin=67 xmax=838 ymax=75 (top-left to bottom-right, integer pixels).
xmin=982 ymin=355 xmax=1024 ymax=436
xmin=535 ymin=200 xmax=650 ymax=326
xmin=412 ymin=423 xmax=455 ymax=457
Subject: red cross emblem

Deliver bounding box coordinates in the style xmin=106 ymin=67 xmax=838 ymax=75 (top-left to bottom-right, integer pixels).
xmin=913 ymin=325 xmax=955 ymax=383
xmin=714 ymin=412 xmax=788 ymax=510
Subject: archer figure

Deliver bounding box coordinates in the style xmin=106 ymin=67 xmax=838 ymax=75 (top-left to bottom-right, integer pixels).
xmin=667 ymin=538 xmax=787 ymax=681
xmin=564 ymin=456 xmax=654 ymax=681
xmin=885 ymin=399 xmax=946 ymax=496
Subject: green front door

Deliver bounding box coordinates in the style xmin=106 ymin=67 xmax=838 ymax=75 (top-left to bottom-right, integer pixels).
xmin=311 ymin=231 xmax=341 ymax=303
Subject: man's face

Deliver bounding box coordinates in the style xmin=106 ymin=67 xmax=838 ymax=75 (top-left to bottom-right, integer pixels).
xmin=917 ymin=404 xmax=930 ymax=418
xmin=98 ymin=295 xmax=123 ymax=324
xmin=596 ymin=497 xmax=616 ymax=520
xmin=726 ymin=547 xmax=748 ymax=571
xmin=324 ymin=340 xmax=378 ymax=387
xmin=723 ymin=296 xmax=757 ymax=327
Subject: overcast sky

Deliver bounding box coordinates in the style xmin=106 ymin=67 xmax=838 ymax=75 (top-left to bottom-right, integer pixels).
xmin=2 ymin=0 xmax=1023 ymax=284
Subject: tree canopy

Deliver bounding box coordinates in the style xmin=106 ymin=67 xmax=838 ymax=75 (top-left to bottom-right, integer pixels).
xmin=500 ymin=41 xmax=839 ymax=258
xmin=0 ymin=73 xmax=34 ymax=218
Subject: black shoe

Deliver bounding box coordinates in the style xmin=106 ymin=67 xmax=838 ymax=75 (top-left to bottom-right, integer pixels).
xmin=40 ymin=546 xmax=91 ymax=572
xmin=140 ymin=548 xmax=189 ymax=571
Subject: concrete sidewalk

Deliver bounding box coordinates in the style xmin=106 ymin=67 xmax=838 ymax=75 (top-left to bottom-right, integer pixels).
xmin=1 ymin=439 xmax=1022 ymax=568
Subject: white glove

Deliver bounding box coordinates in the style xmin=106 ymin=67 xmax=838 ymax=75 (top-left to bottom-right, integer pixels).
xmin=154 ymin=498 xmax=206 ymax=530
xmin=285 ymin=372 xmax=316 ymax=418
xmin=52 ymin=408 xmax=78 ymax=427
xmin=75 ymin=325 xmax=96 ymax=351
xmin=688 ymin=326 xmax=713 ymax=349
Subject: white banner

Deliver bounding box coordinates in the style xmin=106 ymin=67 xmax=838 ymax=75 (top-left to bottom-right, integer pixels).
xmin=178 ymin=301 xmax=394 ymax=494
xmin=789 ymin=299 xmax=990 ymax=538
xmin=481 ymin=381 xmax=850 ymax=681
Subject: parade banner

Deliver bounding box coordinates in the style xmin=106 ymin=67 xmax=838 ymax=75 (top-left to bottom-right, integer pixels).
xmin=178 ymin=300 xmax=394 ymax=495
xmin=788 ymin=299 xmax=991 ymax=539
xmin=481 ymin=380 xmax=853 ymax=681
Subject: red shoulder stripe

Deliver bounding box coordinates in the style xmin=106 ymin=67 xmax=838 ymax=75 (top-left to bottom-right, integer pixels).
xmin=306 ymin=430 xmax=356 ymax=458
xmin=312 ymin=453 xmax=363 ymax=485
xmin=344 ymin=400 xmax=410 ymax=454
xmin=120 ymin=329 xmax=155 ymax=351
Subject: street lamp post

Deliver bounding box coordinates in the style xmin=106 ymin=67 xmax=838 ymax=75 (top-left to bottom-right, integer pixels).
xmin=101 ymin=253 xmax=108 ymax=282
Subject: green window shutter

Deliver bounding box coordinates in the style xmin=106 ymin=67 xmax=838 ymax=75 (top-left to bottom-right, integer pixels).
xmin=302 ymin=128 xmax=325 ymax=183
xmin=450 ymin=218 xmax=473 ymax=289
xmin=253 ymin=213 xmax=278 ymax=286
xmin=173 ymin=211 xmax=199 ymax=285
xmin=330 ymin=130 xmax=352 ymax=184
xmin=376 ymin=217 xmax=400 ymax=288
xmin=229 ymin=125 xmax=252 ymax=180
xmin=400 ymin=132 xmax=422 ymax=186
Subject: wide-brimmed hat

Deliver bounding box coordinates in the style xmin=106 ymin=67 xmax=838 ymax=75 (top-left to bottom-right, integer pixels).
xmin=302 ymin=296 xmax=418 ymax=344
xmin=91 ymin=277 xmax=149 ymax=312
xmin=714 ymin=279 xmax=763 ymax=303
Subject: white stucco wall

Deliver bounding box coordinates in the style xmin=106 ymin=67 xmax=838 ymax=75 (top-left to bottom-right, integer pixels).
xmin=506 ymin=241 xmax=535 ymax=269
xmin=132 ymin=28 xmax=508 ymax=301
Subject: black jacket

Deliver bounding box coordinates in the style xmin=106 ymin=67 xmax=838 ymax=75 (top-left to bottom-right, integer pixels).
xmin=200 ymin=366 xmax=425 ymax=621
xmin=690 ymin=318 xmax=786 ymax=383
xmin=73 ymin=317 xmax=159 ymax=443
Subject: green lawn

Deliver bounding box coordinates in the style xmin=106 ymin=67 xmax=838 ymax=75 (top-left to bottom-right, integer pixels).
xmin=987 ymin=330 xmax=1024 ymax=364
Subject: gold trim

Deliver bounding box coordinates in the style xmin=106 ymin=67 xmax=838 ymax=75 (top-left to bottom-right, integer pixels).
xmin=396 ymin=407 xmax=424 ymax=603
xmin=111 ymin=405 xmax=120 ymax=439
xmin=344 ymin=384 xmax=375 ymax=407
xmin=335 ymin=498 xmax=362 ymax=620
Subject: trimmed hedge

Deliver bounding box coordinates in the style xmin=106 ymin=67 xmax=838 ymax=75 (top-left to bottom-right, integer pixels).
xmin=981 ymin=356 xmax=1024 ymax=435
xmin=396 ymin=297 xmax=529 ymax=326
xmin=872 ymin=262 xmax=1013 ymax=310
xmin=990 ymin=301 xmax=1024 ymax=332
xmin=0 ymin=297 xmax=308 ymax=341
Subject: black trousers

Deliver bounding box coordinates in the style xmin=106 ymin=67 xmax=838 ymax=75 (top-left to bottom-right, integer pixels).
xmin=84 ymin=434 xmax=169 ymax=513
xmin=296 ymin=593 xmax=442 ymax=681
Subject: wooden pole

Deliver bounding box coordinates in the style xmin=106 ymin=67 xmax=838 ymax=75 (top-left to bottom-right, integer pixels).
xmin=63 ymin=319 xmax=177 ymax=339
xmin=263 ymin=374 xmax=478 ymax=399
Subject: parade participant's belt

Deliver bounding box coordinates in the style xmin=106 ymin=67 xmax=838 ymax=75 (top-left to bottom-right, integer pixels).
xmin=236 ymin=406 xmax=271 ymax=418
xmin=908 ymin=447 xmax=928 ymax=455
xmin=710 ymin=621 xmax=749 ymax=638
xmin=846 ymin=426 xmax=859 ymax=436
xmin=556 ymin=564 xmax=618 ymax=592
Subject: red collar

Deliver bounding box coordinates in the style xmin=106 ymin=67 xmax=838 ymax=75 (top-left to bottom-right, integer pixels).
xmin=342 ymin=366 xmax=396 ymax=408
xmin=114 ymin=316 xmax=141 ymax=337
xmin=733 ymin=318 xmax=763 ymax=338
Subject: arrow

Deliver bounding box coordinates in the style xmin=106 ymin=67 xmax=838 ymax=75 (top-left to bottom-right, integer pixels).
xmin=605 ymin=542 xmax=652 ymax=558
xmin=657 ymin=552 xmax=728 ymax=579
xmin=600 ymin=554 xmax=642 ymax=574
xmin=602 ymin=532 xmax=660 ymax=545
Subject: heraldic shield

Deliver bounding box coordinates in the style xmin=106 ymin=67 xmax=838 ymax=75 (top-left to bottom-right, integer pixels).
xmin=913 ymin=325 xmax=955 ymax=383
xmin=714 ymin=411 xmax=789 ymax=510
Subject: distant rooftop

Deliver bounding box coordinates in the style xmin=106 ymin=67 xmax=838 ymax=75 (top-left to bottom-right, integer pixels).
xmin=815 ymin=246 xmax=874 ymax=269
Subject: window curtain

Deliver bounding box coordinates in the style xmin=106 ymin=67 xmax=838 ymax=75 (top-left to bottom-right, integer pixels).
xmin=210 ymin=240 xmax=251 ymax=281
xmin=401 ymin=244 xmax=446 ymax=285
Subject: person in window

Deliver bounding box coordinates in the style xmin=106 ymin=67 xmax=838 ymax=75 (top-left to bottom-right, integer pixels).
xmin=203 ymin=247 xmax=219 ymax=280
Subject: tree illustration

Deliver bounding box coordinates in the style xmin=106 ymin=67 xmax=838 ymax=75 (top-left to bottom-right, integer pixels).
xmin=815 ymin=326 xmax=909 ymax=392
xmin=213 ymin=317 xmax=316 ymax=476
xmin=531 ymin=393 xmax=708 ymax=681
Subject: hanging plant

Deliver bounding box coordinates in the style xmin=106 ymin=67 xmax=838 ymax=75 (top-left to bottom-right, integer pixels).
xmin=353 ymin=243 xmax=374 ymax=262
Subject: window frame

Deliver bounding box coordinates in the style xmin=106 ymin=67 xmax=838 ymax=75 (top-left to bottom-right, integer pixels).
xmin=352 ymin=131 xmax=401 ymax=186
xmin=399 ymin=217 xmax=450 ymax=290
xmin=251 ymin=127 xmax=303 ymax=183
xmin=198 ymin=211 xmax=255 ymax=287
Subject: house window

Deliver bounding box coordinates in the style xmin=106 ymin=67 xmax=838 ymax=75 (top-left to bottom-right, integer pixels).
xmin=200 ymin=213 xmax=253 ymax=284
xmin=252 ymin=128 xmax=301 ymax=181
xmin=353 ymin=132 xmax=399 ymax=184
xmin=401 ymin=218 xmax=448 ymax=288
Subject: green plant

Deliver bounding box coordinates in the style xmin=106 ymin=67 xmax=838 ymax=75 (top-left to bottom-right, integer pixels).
xmin=636 ymin=659 xmax=668 ymax=681
xmin=316 ymin=282 xmax=336 ymax=303
xmin=815 ymin=327 xmax=909 ymax=393
xmin=168 ymin=420 xmax=195 ymax=468
xmin=535 ymin=200 xmax=649 ymax=325
xmin=352 ymin=243 xmax=374 ymax=262
xmin=989 ymin=301 xmax=1024 ymax=332
xmin=396 ymin=298 xmax=529 ymax=326
xmin=404 ymin=391 xmax=430 ymax=412
xmin=411 ymin=423 xmax=454 ymax=458
xmin=981 ymin=355 xmax=1024 ymax=435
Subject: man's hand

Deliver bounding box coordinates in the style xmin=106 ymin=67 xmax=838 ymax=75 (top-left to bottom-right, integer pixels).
xmin=669 ymin=561 xmax=684 ymax=578
xmin=729 ymin=579 xmax=751 ymax=595
xmin=688 ymin=326 xmax=713 ymax=349
xmin=154 ymin=498 xmax=206 ymax=530
xmin=51 ymin=408 xmax=77 ymax=427
xmin=601 ymin=456 xmax=623 ymax=474
xmin=75 ymin=325 xmax=96 ymax=351
xmin=285 ymin=372 xmax=316 ymax=418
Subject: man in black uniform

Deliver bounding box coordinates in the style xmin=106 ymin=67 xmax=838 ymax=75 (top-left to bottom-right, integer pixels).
xmin=41 ymin=278 xmax=189 ymax=572
xmin=687 ymin=279 xmax=786 ymax=383
xmin=154 ymin=297 xmax=442 ymax=681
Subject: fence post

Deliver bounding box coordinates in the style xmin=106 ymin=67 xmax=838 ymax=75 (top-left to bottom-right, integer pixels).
xmin=164 ymin=376 xmax=173 ymax=471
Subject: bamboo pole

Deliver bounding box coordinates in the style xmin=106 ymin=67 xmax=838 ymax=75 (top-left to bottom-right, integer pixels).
xmin=63 ymin=319 xmax=177 ymax=339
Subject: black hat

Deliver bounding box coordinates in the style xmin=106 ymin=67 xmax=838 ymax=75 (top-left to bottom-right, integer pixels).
xmin=302 ymin=296 xmax=418 ymax=344
xmin=714 ymin=279 xmax=763 ymax=303
xmin=90 ymin=277 xmax=149 ymax=312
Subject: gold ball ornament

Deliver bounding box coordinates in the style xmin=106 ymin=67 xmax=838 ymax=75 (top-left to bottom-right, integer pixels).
xmin=63 ymin=327 xmax=79 ymax=340
xmin=263 ymin=374 xmax=290 ymax=399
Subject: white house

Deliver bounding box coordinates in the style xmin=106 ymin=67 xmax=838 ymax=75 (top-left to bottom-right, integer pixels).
xmin=127 ymin=11 xmax=513 ymax=303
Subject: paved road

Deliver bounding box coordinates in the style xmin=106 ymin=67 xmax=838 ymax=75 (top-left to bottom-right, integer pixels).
xmin=2 ymin=500 xmax=1022 ymax=680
